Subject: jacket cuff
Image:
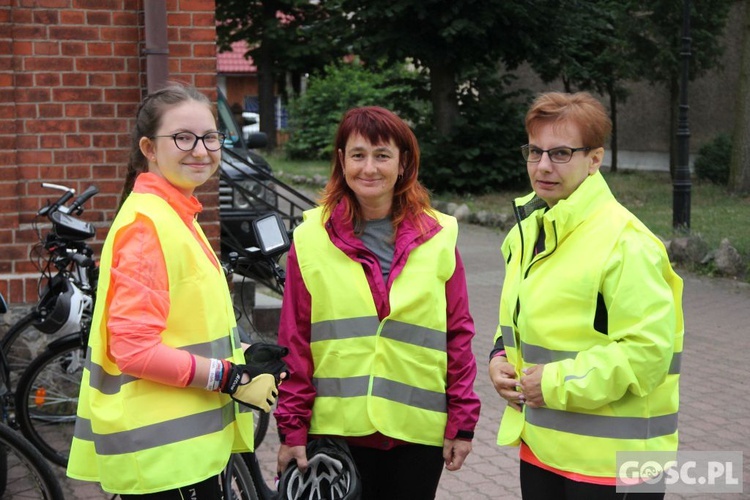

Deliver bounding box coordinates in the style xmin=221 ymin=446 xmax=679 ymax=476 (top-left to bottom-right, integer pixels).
xmin=455 ymin=430 xmax=475 ymax=440
xmin=278 ymin=426 xmax=309 ymax=447
xmin=489 ymin=336 xmax=506 ymax=362
xmin=444 ymin=421 xmax=475 ymax=441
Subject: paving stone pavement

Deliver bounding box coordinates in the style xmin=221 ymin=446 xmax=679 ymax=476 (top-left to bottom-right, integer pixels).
xmin=58 ymin=222 xmax=750 ymax=499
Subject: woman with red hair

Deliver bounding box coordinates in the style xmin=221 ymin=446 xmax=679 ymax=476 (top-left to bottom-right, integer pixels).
xmin=275 ymin=106 xmax=480 ymax=499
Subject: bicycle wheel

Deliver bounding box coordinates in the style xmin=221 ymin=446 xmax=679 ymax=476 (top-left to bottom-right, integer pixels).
xmin=0 ymin=311 xmax=56 ymax=389
xmin=0 ymin=424 xmax=64 ymax=499
xmin=222 ymin=453 xmax=261 ymax=500
xmin=15 ymin=336 xmax=84 ymax=467
xmin=253 ymin=409 xmax=270 ymax=449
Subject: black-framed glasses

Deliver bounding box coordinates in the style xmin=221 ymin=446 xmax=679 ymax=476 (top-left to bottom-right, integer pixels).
xmin=521 ymin=144 xmax=592 ymax=164
xmin=150 ymin=131 xmax=226 ymax=152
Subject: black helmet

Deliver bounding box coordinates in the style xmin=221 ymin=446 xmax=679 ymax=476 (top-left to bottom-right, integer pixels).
xmin=278 ymin=438 xmax=362 ymax=500
xmin=33 ymin=275 xmax=91 ymax=335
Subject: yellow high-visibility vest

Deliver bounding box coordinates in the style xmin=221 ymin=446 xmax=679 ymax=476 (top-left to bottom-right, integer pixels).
xmin=496 ymin=171 xmax=683 ymax=478
xmin=67 ymin=192 xmax=253 ymax=494
xmin=295 ymin=207 xmax=457 ymax=446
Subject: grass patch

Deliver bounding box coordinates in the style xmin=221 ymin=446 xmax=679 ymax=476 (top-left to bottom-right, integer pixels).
xmin=439 ymin=170 xmax=750 ymax=261
xmin=267 ymin=152 xmax=330 ymax=179
xmin=266 ymin=155 xmax=750 ymax=262
xmin=605 ymin=170 xmax=750 ymax=261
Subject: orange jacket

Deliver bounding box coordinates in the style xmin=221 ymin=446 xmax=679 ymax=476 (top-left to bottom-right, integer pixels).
xmin=107 ymin=172 xmax=219 ymax=386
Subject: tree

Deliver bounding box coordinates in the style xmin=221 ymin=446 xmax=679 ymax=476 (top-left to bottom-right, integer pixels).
xmin=216 ymin=0 xmax=350 ymax=149
xmin=339 ymin=0 xmax=544 ymax=137
xmin=631 ymin=0 xmax=733 ymax=178
xmin=729 ymin=0 xmax=750 ymax=194
xmin=527 ymin=0 xmax=643 ymax=172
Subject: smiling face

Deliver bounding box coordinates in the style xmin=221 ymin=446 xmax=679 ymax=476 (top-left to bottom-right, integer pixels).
xmin=339 ymin=133 xmax=404 ymax=220
xmin=527 ymin=121 xmax=603 ymax=207
xmin=139 ymin=100 xmax=221 ymax=198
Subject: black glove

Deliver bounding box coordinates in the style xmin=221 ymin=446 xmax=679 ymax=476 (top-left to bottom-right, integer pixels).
xmin=221 ymin=364 xmax=278 ymax=412
xmin=244 ymin=342 xmax=290 ymax=384
xmin=220 ymin=343 xmax=289 ymax=412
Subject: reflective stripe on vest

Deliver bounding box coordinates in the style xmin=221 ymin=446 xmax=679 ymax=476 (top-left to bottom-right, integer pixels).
xmin=500 ymin=299 xmax=682 ymax=377
xmin=73 ymin=402 xmax=235 ymax=455
xmin=67 ymin=193 xmax=253 ymax=494
xmin=83 ymin=336 xmax=235 ymax=395
xmin=295 ymin=207 xmax=456 ymax=446
xmin=525 ymin=407 xmax=678 ymax=440
xmin=314 ymin=375 xmax=447 ymax=414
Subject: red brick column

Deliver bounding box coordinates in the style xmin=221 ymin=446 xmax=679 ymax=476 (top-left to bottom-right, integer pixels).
xmin=1 ymin=0 xmax=219 ymax=305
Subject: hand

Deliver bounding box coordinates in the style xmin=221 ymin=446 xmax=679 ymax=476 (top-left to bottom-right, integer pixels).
xmin=221 ymin=365 xmax=279 ymax=412
xmin=443 ymin=438 xmax=472 ymax=471
xmin=520 ymin=364 xmax=545 ymax=408
xmin=488 ymin=356 xmax=525 ymax=411
xmin=278 ymin=444 xmax=308 ymax=477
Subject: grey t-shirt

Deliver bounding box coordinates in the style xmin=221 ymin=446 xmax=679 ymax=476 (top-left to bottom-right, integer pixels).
xmin=359 ymin=217 xmax=395 ymax=282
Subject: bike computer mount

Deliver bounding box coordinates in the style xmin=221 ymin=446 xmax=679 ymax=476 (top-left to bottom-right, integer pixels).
xmin=252 ymin=212 xmax=290 ymax=256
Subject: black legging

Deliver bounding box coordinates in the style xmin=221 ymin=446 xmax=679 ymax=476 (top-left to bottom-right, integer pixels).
xmin=349 ymin=443 xmax=445 ymax=500
xmin=119 ymin=474 xmax=221 ymax=500
xmin=520 ymin=460 xmax=665 ymax=500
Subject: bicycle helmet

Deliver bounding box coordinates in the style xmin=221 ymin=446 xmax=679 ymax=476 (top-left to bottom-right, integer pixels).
xmin=277 ymin=438 xmax=362 ymax=500
xmin=33 ymin=275 xmax=92 ymax=335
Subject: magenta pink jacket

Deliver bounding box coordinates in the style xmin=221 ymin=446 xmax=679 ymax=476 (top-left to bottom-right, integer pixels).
xmin=274 ymin=202 xmax=481 ymax=448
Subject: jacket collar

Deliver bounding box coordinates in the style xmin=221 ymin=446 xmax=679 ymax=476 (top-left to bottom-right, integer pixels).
xmin=324 ymin=200 xmax=443 ymax=257
xmin=133 ymin=172 xmax=203 ymax=225
xmin=513 ymin=171 xmax=614 ymax=234
xmin=543 ymin=170 xmax=614 ymax=238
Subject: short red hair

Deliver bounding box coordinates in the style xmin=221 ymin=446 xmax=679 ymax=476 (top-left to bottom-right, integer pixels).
xmin=526 ymin=92 xmax=612 ymax=148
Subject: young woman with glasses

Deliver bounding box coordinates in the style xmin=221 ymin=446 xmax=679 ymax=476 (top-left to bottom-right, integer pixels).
xmin=67 ymin=84 xmax=283 ymax=498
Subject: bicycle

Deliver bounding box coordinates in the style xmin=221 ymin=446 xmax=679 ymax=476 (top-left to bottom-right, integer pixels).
xmin=5 ymin=184 xmax=285 ymax=472
xmin=2 ymin=183 xmax=98 ymax=381
xmin=0 ymin=291 xmax=66 ymax=498
xmin=222 ymin=210 xmax=292 ymax=451
xmin=230 ymin=213 xmax=363 ymax=500
xmin=219 ymin=211 xmax=294 ymax=500
xmin=1 ymin=183 xmax=98 ymax=467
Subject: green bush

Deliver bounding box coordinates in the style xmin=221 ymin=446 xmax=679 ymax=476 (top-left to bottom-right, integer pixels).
xmin=285 ymin=61 xmax=530 ymax=194
xmin=417 ymin=72 xmax=530 ymax=194
xmin=284 ymin=61 xmax=421 ymax=161
xmin=694 ymin=133 xmax=732 ymax=185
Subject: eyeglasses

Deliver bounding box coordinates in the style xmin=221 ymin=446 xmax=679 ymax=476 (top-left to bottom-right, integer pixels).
xmin=150 ymin=131 xmax=226 ymax=152
xmin=521 ymin=144 xmax=592 ymax=164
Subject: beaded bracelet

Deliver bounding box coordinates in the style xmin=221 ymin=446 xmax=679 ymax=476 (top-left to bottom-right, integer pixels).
xmin=206 ymin=358 xmax=224 ymax=392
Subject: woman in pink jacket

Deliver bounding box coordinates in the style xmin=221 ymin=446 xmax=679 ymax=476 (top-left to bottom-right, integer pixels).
xmin=275 ymin=106 xmax=481 ymax=500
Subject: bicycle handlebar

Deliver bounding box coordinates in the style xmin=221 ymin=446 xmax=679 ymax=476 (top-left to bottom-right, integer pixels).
xmin=37 ymin=184 xmax=75 ymax=217
xmin=67 ymin=185 xmax=99 ymax=215
xmin=37 ymin=183 xmax=98 ymax=218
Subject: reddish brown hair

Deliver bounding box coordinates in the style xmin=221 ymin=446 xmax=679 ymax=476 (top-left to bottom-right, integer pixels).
xmin=320 ymin=106 xmax=432 ymax=232
xmin=525 ymin=92 xmax=612 ymax=148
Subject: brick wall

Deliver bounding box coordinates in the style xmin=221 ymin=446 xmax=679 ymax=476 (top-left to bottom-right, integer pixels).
xmin=1 ymin=0 xmax=219 ymax=305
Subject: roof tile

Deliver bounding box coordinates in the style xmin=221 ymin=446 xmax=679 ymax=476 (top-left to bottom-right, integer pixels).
xmin=217 ymin=40 xmax=256 ymax=73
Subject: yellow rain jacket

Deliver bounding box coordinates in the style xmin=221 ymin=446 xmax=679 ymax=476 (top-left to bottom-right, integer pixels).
xmin=496 ymin=171 xmax=684 ymax=478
